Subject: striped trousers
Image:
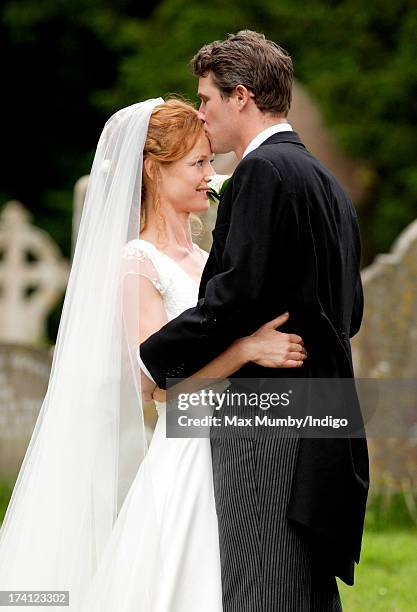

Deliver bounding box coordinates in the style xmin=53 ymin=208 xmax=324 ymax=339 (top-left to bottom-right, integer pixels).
xmin=210 ymin=400 xmax=342 ymax=612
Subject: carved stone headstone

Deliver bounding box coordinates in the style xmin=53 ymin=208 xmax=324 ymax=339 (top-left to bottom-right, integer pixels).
xmin=0 ymin=343 xmax=52 ymax=477
xmin=0 ymin=201 xmax=69 ymax=344
xmin=352 ymin=218 xmax=417 ymax=500
xmin=353 ymin=218 xmax=417 ymax=378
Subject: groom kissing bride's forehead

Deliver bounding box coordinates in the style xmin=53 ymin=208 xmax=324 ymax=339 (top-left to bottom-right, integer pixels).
xmin=192 ymin=29 xmax=293 ymax=158
xmin=141 ymin=28 xmax=369 ymax=609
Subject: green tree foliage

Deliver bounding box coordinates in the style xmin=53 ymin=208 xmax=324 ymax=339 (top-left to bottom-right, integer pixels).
xmin=0 ymin=0 xmax=160 ymax=256
xmin=2 ymin=0 xmax=416 ymax=266
xmin=97 ymin=0 xmax=417 ymax=262
xmin=260 ymin=0 xmax=417 ymax=261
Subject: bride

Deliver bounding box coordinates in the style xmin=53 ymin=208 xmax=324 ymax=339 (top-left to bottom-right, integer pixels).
xmin=0 ymin=98 xmax=306 ymax=611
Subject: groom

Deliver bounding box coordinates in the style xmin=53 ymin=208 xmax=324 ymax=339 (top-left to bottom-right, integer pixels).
xmin=141 ymin=31 xmax=369 ymax=610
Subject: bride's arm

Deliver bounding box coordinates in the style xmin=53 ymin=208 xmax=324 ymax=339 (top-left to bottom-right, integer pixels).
xmin=138 ymin=278 xmax=168 ymax=400
xmin=121 ymin=262 xmax=168 ymax=400
xmin=121 ymin=246 xmax=174 ymax=400
xmin=152 ymin=311 xmax=307 ymax=402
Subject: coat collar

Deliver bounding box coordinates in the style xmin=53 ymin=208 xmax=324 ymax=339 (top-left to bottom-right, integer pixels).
xmin=258 ymin=131 xmax=306 ymax=149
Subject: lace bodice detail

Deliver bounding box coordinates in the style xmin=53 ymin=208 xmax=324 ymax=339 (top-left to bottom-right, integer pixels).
xmin=121 ymin=239 xmax=200 ymax=320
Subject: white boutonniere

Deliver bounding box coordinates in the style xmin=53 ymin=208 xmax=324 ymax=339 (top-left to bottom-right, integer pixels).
xmin=207 ymin=174 xmax=231 ymax=204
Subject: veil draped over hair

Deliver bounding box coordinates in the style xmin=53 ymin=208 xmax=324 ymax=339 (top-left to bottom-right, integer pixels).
xmin=0 ymin=98 xmax=164 ymax=609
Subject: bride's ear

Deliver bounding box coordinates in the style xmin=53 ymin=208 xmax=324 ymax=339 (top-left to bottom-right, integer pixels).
xmin=144 ymin=157 xmax=156 ymax=182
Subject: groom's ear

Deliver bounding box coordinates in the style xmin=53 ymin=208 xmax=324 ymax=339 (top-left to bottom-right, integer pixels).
xmin=233 ymin=84 xmax=255 ymax=111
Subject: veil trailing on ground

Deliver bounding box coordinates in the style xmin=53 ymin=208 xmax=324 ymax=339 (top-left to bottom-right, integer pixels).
xmin=0 ymin=98 xmax=164 ymax=608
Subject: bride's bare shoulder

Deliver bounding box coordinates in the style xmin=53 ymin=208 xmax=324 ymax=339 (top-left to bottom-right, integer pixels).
xmin=194 ymin=244 xmax=209 ymax=263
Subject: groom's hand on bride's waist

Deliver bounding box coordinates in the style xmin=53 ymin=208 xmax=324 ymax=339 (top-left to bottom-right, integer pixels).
xmin=246 ymin=312 xmax=307 ymax=369
xmin=141 ymin=368 xmax=157 ymax=401
xmin=152 ymin=387 xmax=167 ymax=403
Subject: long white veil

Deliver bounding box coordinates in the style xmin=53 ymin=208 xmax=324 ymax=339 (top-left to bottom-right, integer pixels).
xmin=0 ymin=98 xmax=164 ymax=609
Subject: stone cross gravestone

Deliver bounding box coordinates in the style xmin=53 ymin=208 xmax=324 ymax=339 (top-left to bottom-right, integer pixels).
xmin=0 ymin=200 xmax=69 ymax=477
xmin=0 ymin=201 xmax=69 ymax=344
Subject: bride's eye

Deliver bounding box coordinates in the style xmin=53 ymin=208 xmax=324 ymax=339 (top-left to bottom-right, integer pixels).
xmin=195 ymin=160 xmax=204 ymax=167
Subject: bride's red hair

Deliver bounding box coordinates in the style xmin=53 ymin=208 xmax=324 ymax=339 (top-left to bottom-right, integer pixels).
xmin=141 ymin=98 xmax=206 ymax=233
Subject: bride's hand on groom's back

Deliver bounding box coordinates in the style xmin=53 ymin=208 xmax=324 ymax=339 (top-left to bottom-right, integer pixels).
xmin=245 ymin=312 xmax=307 ymax=368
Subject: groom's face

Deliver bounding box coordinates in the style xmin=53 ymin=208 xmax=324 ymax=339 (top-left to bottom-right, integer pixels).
xmin=197 ymin=73 xmax=238 ymax=154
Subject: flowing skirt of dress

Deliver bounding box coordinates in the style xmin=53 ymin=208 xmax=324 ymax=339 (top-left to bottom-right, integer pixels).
xmin=80 ymin=401 xmax=223 ymax=611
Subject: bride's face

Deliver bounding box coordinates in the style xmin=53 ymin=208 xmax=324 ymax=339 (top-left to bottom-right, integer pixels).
xmin=158 ymin=133 xmax=214 ymax=214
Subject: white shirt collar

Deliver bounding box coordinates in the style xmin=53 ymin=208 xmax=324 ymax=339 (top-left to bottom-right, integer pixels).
xmin=242 ymin=122 xmax=293 ymax=159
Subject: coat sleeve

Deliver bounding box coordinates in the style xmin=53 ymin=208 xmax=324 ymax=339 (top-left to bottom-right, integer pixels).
xmin=140 ymin=156 xmax=295 ymax=389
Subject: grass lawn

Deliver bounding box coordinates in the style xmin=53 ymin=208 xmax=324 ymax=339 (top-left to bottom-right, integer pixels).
xmin=339 ymin=528 xmax=417 ymax=611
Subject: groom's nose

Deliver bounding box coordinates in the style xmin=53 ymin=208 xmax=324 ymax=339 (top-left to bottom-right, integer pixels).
xmin=197 ymin=107 xmax=206 ymax=122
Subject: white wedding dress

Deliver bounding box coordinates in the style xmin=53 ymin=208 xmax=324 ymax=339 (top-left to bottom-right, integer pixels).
xmin=80 ymin=239 xmax=223 ymax=612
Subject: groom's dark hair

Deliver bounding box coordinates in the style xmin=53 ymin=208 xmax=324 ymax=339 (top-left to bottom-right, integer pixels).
xmin=190 ymin=30 xmax=293 ymax=115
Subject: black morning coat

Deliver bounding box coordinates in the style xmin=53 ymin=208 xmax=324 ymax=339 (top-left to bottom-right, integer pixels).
xmin=140 ymin=131 xmax=370 ymax=585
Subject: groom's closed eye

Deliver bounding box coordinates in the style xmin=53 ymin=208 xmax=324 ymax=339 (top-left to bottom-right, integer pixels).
xmin=198 ymin=94 xmax=210 ymax=110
